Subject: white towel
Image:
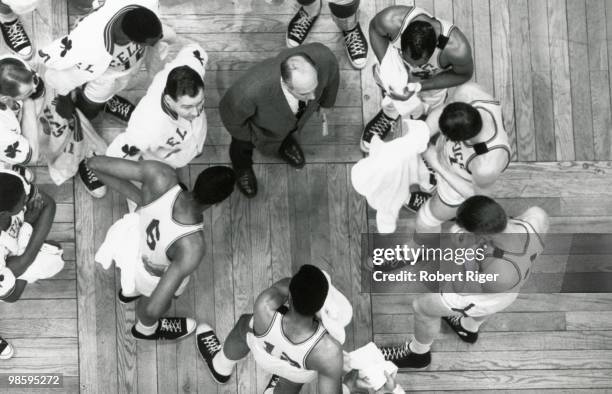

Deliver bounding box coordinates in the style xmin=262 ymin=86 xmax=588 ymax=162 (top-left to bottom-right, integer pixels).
xmin=95 ymin=213 xmax=140 ymax=295
xmin=344 ymin=342 xmax=399 ymax=391
xmin=379 ymin=45 xmax=425 ymax=119
xmin=3 ymin=0 xmax=40 ymax=15
xmin=351 ymin=120 xmax=431 ymax=233
xmin=316 ymin=270 xmax=353 ymax=345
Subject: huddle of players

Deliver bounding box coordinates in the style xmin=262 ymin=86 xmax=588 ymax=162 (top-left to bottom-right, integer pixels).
xmin=0 ymin=1 xmax=551 ymax=393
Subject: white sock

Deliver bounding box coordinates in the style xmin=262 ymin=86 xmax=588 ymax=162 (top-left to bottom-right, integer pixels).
xmin=460 ymin=317 xmax=482 ymax=333
xmin=135 ymin=320 xmax=159 ymax=336
xmin=212 ymin=349 xmax=237 ymax=375
xmin=304 ymin=0 xmax=321 ymax=16
xmin=0 ymin=12 xmax=17 ymax=23
xmin=409 ymin=337 xmax=432 ymax=354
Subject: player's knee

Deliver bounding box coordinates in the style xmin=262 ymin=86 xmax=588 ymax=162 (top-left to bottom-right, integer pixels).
xmin=417 ymin=200 xmax=444 ymax=229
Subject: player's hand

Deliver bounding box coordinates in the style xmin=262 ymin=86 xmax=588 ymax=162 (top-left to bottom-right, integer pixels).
xmin=387 ymin=85 xmax=416 ymax=102
xmin=54 ymin=94 xmax=75 ymax=120
xmin=375 ymin=371 xmax=399 ymax=393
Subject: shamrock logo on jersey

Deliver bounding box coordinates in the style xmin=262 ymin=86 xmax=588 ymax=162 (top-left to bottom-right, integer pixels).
xmin=60 ymin=36 xmax=73 ymax=57
xmin=121 ymin=144 xmax=140 ymax=158
xmin=193 ymin=50 xmax=205 ymax=66
xmin=4 ymin=141 xmax=21 ymax=159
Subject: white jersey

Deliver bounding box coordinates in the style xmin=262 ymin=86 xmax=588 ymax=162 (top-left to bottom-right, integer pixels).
xmin=390 ymin=7 xmax=456 ymax=81
xmin=442 ymin=211 xmax=546 ymax=317
xmin=107 ymin=44 xmax=208 ymax=168
xmin=137 ymin=185 xmax=203 ymax=277
xmin=437 ymin=99 xmax=511 ymax=184
xmin=246 ymin=305 xmax=327 ymax=383
xmin=0 ymin=101 xmax=33 ymax=166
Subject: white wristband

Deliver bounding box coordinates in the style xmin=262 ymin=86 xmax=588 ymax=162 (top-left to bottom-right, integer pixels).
xmin=407 ymin=82 xmax=422 ymax=93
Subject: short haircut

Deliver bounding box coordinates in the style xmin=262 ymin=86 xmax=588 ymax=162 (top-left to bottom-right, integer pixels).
xmin=0 ymin=173 xmax=26 ymax=213
xmin=164 ymin=66 xmax=205 ymax=101
xmin=439 ymin=102 xmax=483 ymax=142
xmin=193 ymin=166 xmax=236 ymax=205
xmin=401 ymin=20 xmax=437 ymax=60
xmin=121 ymin=7 xmax=162 ymax=43
xmin=280 ymin=52 xmax=316 ymax=84
xmin=456 ymin=196 xmax=507 ymax=234
xmin=289 ymin=264 xmax=329 ymax=316
xmin=0 ymin=57 xmax=33 ymax=97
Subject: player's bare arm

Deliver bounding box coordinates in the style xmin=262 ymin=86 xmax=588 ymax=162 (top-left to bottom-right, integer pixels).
xmin=518 ymin=206 xmax=550 ymax=235
xmin=253 ymin=278 xmax=291 ymax=333
xmin=369 ymin=6 xmax=413 ymax=62
xmin=137 ymin=234 xmax=204 ymax=324
xmin=468 ymin=149 xmax=509 ymax=192
xmin=6 ymin=190 xmax=56 ymax=278
xmin=420 ymin=28 xmax=473 ymax=91
xmin=306 ymin=334 xmax=344 ymax=394
xmin=19 ymin=98 xmax=40 ymax=163
xmin=422 ymin=143 xmax=475 ymax=197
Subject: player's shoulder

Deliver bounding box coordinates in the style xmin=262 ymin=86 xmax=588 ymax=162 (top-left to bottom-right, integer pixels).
xmin=372 ymin=5 xmax=412 ymax=35
xmin=144 ymin=161 xmax=178 ymax=189
xmin=445 ymin=27 xmax=472 ymax=62
xmin=306 ymin=332 xmax=343 ymax=371
xmin=516 ymin=206 xmax=550 ymax=235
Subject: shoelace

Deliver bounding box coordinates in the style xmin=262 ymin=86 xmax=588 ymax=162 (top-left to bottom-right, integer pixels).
xmin=5 ymin=21 xmax=29 ymax=48
xmin=160 ymin=318 xmax=182 ymax=333
xmin=83 ymin=165 xmax=100 ymax=184
xmin=108 ymin=98 xmax=131 ymax=118
xmin=345 ymin=29 xmax=366 ymax=57
xmin=447 ymin=314 xmax=462 ymax=327
xmin=412 ymin=194 xmax=428 ymax=208
xmin=289 ymin=9 xmax=314 ymax=41
xmin=369 ymin=114 xmax=394 ymax=137
xmin=201 ymin=334 xmax=222 ymax=354
xmin=380 ymin=342 xmax=410 ymax=361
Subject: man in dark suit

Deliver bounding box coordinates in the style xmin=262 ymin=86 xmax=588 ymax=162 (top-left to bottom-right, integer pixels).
xmin=219 ymin=42 xmax=339 ymax=197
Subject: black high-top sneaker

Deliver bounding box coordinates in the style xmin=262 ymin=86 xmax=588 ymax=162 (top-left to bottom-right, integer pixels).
xmin=0 ymin=336 xmax=14 ymax=360
xmin=342 ymin=23 xmax=368 ymax=69
xmin=360 ymin=109 xmax=398 ymax=153
xmin=443 ymin=315 xmax=479 ymax=343
xmin=131 ymin=317 xmax=196 ymax=341
xmin=286 ymin=1 xmax=320 ymax=47
xmin=0 ymin=18 xmax=33 ymax=60
xmin=403 ymin=191 xmax=432 ymax=213
xmin=196 ymin=323 xmax=231 ymax=384
xmin=380 ymin=341 xmax=431 ymax=369
xmin=104 ymin=95 xmax=135 ymax=123
xmin=78 ymin=159 xmax=107 ymax=198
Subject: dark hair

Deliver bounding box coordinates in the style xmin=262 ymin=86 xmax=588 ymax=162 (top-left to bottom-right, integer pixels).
xmin=289 ymin=264 xmax=329 ymax=316
xmin=280 ymin=52 xmax=316 ymax=84
xmin=0 ymin=57 xmax=33 ymax=97
xmin=0 ymin=173 xmax=25 ymax=213
xmin=456 ymin=196 xmax=507 ymax=234
xmin=193 ymin=166 xmax=236 ymax=205
xmin=401 ymin=20 xmax=437 ymax=60
xmin=121 ymin=7 xmax=162 ymax=43
xmin=439 ymin=102 xmax=483 ymax=141
xmin=164 ymin=66 xmax=205 ymax=100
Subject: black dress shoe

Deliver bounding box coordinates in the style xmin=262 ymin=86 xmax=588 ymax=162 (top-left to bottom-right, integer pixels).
xmin=235 ymin=168 xmax=257 ymax=198
xmin=279 ymin=136 xmax=305 ymax=168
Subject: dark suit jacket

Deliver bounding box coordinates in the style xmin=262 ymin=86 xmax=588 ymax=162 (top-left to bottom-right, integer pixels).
xmin=219 ymin=43 xmax=340 ymax=154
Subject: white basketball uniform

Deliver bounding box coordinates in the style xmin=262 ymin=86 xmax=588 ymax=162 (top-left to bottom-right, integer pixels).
xmin=381 ymin=7 xmax=456 ymax=119
xmin=0 ymin=100 xmax=33 ymax=167
xmin=82 ymin=6 xmax=147 ymax=103
xmin=134 ymin=184 xmax=203 ymax=296
xmin=246 ymin=305 xmax=327 ymax=384
xmin=434 ymin=99 xmax=511 ymax=206
xmin=441 ymin=213 xmax=545 ymax=317
xmin=106 ymin=44 xmax=208 ymax=168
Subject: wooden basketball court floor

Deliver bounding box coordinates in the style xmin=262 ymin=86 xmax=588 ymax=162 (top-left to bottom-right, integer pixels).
xmin=1 ymin=0 xmax=612 ymax=392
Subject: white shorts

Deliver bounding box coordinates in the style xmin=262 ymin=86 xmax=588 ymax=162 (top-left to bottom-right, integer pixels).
xmin=440 ymin=292 xmax=519 ymax=318
xmin=130 ymin=257 xmax=190 ymax=298
xmin=83 ymin=65 xmax=141 ymax=103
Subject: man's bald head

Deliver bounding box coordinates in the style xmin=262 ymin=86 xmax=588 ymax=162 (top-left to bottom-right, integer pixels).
xmin=280 ymin=53 xmax=318 ymax=101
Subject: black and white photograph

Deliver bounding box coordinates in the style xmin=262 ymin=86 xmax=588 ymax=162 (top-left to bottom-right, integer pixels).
xmin=0 ymin=0 xmax=611 ymax=392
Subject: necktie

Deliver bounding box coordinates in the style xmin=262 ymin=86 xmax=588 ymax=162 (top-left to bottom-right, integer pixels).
xmin=296 ymin=100 xmax=307 ymax=119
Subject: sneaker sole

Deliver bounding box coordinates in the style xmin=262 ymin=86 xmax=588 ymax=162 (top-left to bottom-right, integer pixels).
xmin=360 ymin=139 xmax=370 ymax=153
